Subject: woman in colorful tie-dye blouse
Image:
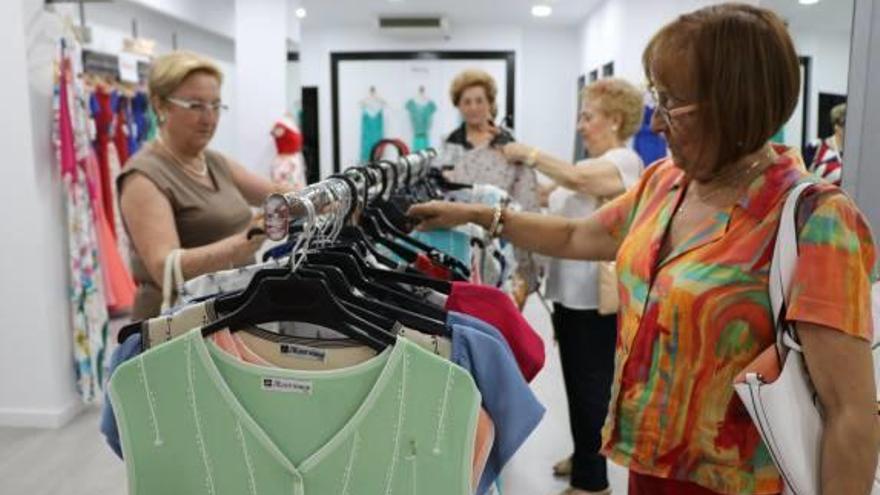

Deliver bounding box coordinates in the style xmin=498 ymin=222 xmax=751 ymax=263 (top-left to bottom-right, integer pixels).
xmin=409 ymin=4 xmax=879 ymax=495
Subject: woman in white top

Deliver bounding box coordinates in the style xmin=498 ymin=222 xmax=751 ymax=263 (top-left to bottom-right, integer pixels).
xmin=500 ymin=77 xmax=647 ymax=495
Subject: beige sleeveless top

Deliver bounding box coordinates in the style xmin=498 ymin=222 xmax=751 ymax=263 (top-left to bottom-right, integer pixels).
xmin=118 ymin=142 xmax=252 ymax=319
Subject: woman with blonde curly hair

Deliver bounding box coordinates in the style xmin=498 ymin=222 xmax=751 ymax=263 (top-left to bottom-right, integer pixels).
xmin=501 ymin=77 xmax=646 ymax=495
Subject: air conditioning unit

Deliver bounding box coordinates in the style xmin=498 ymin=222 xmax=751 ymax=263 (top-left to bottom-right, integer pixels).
xmin=376 ymin=15 xmax=450 ymax=38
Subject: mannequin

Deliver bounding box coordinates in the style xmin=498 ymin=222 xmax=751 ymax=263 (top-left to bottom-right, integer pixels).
xmin=270 ymin=114 xmax=307 ymax=191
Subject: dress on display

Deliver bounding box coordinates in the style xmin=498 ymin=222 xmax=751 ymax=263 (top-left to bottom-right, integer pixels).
xmin=360 ymin=107 xmax=384 ymax=162
xmin=405 ymin=99 xmax=437 ymax=151
xmin=55 ymin=39 xmax=111 ymax=402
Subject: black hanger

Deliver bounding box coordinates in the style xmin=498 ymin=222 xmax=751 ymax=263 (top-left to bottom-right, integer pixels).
xmin=306 ymin=249 xmax=448 ymax=321
xmin=303 ymin=262 xmax=449 ymax=336
xmin=202 ymin=273 xmax=395 ymax=351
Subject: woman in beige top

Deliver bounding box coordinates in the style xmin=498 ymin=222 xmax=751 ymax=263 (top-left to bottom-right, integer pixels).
xmin=119 ymin=51 xmax=291 ymax=319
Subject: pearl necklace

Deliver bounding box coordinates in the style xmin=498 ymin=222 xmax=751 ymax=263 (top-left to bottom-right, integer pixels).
xmin=156 ymin=137 xmax=209 ymax=178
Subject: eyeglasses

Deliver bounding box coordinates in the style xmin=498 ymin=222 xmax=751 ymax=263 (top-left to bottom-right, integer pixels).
xmin=648 ymin=86 xmax=698 ymax=128
xmin=165 ymin=97 xmax=228 ymax=115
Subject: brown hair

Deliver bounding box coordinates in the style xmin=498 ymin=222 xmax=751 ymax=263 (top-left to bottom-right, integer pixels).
xmin=449 ymin=69 xmax=498 ymax=118
xmin=148 ymin=50 xmax=223 ymax=115
xmin=582 ymin=78 xmax=645 ymax=141
xmin=643 ymin=3 xmax=800 ymax=173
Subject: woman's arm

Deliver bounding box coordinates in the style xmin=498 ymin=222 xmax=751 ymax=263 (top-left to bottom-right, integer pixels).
xmin=120 ymin=173 xmax=266 ymax=285
xmin=502 ymin=143 xmax=626 ymax=197
xmin=406 ymin=201 xmax=619 ymax=261
xmin=227 ymin=158 xmax=295 ymax=206
xmin=798 ymin=322 xmax=879 ymax=494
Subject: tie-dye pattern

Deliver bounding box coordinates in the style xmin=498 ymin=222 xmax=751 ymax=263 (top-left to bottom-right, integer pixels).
xmin=595 ymin=148 xmax=875 ymax=494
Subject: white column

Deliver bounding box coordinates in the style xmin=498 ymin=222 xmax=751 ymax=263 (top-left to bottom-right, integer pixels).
xmin=235 ymin=0 xmax=289 ymax=174
xmin=843 ymin=0 xmax=880 ymax=233
xmin=0 ymin=1 xmax=82 ymax=427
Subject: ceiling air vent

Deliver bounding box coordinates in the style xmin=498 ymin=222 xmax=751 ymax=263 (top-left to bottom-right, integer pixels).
xmin=377 ymin=16 xmax=450 ymax=38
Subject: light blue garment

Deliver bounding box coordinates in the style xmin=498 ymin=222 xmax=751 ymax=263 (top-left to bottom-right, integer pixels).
xmin=449 ymin=323 xmax=545 ymax=495
xmin=360 ymin=109 xmax=384 ymax=162
xmin=411 ymin=228 xmax=472 ymax=266
xmin=406 ymin=99 xmax=437 ymax=151
xmin=100 ymin=332 xmax=143 ymax=459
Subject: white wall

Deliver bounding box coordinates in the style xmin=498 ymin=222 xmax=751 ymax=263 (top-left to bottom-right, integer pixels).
xmin=0 ymin=0 xmax=82 ymax=428
xmin=125 ymin=0 xmax=235 ymax=40
xmin=235 ymin=0 xmax=289 ymax=173
xmin=521 ymin=28 xmax=580 ymax=164
xmin=301 ymin=24 xmax=579 ymax=178
xmin=579 ymin=0 xmax=760 ymax=87
xmin=51 ymin=0 xmax=239 ymax=157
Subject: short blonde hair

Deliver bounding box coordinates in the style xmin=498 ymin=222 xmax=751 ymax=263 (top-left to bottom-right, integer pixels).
xmin=830 ymin=103 xmax=846 ymax=128
xmin=450 ymin=69 xmax=498 ymax=118
xmin=148 ymin=51 xmax=223 ymax=112
xmin=581 ymin=78 xmax=645 ymax=141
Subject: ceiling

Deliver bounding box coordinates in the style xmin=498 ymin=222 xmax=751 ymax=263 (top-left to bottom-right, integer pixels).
xmin=299 ymin=0 xmax=603 ymax=28
xmin=762 ymin=0 xmax=855 ymax=33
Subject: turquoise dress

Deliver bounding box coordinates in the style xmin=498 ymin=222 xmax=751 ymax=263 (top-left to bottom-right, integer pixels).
xmin=405 ymin=99 xmax=437 ymax=151
xmin=360 ymin=109 xmax=384 ymax=162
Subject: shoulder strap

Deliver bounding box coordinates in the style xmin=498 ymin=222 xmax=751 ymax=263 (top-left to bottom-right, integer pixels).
xmin=769 ymin=181 xmax=814 ymax=353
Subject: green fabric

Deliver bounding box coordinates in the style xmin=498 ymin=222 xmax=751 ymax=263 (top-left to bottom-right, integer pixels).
xmin=405 ymin=99 xmax=437 ymax=151
xmin=110 ymin=330 xmax=480 ymax=495
xmin=360 ymin=110 xmax=384 ymax=162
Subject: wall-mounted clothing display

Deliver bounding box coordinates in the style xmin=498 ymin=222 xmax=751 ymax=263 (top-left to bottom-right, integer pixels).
xmin=406 ymin=99 xmax=437 ymax=151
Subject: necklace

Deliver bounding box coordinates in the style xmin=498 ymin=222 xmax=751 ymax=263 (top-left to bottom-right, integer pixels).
xmin=678 ymin=149 xmax=773 ymax=216
xmin=156 ymin=136 xmax=209 ymax=178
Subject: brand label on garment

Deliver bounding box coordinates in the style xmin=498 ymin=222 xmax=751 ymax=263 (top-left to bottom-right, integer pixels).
xmin=261 ymin=377 xmax=313 ymax=395
xmin=279 ymin=343 xmax=327 ymax=362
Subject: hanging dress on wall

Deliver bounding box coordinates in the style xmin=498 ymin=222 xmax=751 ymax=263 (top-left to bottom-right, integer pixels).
xmin=56 ymin=39 xmax=111 ymax=402
xmin=360 ymin=106 xmax=384 ymax=162
xmin=406 ymin=99 xmax=437 ymax=151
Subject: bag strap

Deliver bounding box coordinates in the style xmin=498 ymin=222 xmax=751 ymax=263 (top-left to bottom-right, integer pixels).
xmin=769 ymin=181 xmax=814 ymax=355
xmin=160 ymin=248 xmax=184 ymax=313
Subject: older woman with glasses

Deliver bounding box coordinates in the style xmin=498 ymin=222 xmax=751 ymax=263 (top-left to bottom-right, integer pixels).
xmin=409 ymin=4 xmax=878 ymax=494
xmin=118 ymin=51 xmax=292 ymax=319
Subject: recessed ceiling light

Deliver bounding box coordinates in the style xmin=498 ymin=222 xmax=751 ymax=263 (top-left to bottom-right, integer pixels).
xmin=799 ymin=0 xmax=820 ymax=5
xmin=295 ymin=7 xmax=307 ymax=18
xmin=531 ymin=4 xmax=552 ymax=17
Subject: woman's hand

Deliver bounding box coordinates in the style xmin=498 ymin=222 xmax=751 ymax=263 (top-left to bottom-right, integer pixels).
xmin=230 ymin=212 xmax=266 ymax=265
xmin=406 ymin=201 xmax=490 ymax=231
xmin=500 ymin=142 xmax=532 ymax=164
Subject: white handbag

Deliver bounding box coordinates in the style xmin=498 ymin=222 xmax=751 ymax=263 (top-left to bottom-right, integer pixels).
xmin=733 ymin=182 xmax=880 ymax=495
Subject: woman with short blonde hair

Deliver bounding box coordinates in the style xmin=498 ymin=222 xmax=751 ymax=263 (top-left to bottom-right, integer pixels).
xmin=118 ymin=51 xmax=292 ymax=319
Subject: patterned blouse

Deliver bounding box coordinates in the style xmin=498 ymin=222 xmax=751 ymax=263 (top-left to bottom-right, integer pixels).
xmin=596 ymin=148 xmax=875 ymax=494
xmin=440 ymin=124 xmax=540 ymax=291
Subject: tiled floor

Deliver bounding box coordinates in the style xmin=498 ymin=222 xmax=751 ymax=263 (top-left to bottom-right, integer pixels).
xmin=0 ymin=297 xmax=628 ymax=495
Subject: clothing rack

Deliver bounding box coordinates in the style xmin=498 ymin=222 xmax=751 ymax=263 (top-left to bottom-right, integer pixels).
xmin=263 ymin=149 xmax=438 ymax=241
